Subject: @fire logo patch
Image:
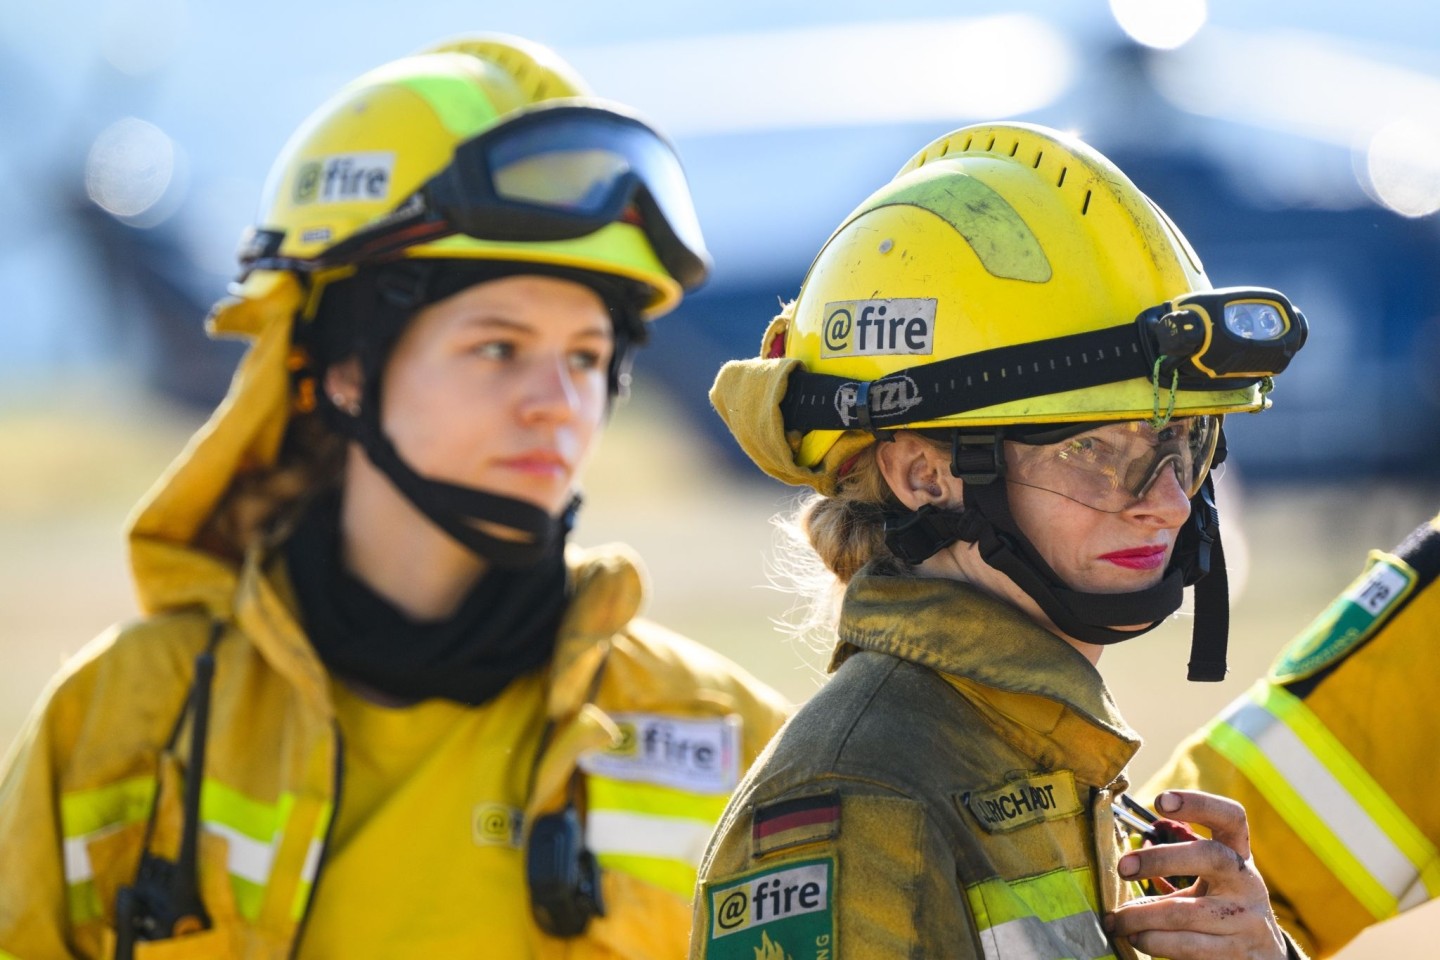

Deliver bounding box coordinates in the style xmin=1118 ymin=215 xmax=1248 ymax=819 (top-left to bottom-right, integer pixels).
xmin=821 ymin=298 xmax=936 ymax=358
xmin=705 ymin=858 xmax=835 ymax=960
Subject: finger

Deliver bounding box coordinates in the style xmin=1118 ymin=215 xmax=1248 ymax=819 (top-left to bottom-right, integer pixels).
xmin=1108 ymin=894 xmax=1264 ymax=938
xmin=1122 ymin=928 xmax=1237 ymax=960
xmin=1153 ymin=789 xmax=1252 ymax=859
xmin=1118 ymin=839 xmax=1249 ymax=886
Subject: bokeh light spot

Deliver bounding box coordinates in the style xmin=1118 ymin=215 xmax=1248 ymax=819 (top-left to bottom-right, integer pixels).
xmin=1365 ymin=118 xmax=1440 ymax=218
xmin=1110 ymin=0 xmax=1207 ymax=51
xmin=85 ymin=118 xmax=176 ymax=222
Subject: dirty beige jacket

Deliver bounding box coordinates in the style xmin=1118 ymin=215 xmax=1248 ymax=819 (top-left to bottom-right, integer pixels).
xmin=690 ymin=565 xmax=1147 ymax=960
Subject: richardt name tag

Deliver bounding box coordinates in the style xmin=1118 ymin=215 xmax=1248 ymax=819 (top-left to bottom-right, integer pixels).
xmin=960 ymin=771 xmax=1081 ymax=833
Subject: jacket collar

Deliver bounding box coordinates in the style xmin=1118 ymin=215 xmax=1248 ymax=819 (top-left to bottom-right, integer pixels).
xmin=220 ymin=538 xmax=646 ymax=721
xmin=834 ymin=564 xmax=1140 ymax=785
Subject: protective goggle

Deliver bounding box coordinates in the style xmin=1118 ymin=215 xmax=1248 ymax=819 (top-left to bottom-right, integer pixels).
xmin=1004 ymin=415 xmax=1220 ymax=513
xmin=1140 ymin=287 xmax=1307 ymax=385
xmin=244 ymin=101 xmax=711 ymax=290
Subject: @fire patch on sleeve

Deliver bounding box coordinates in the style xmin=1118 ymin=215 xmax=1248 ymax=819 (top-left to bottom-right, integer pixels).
xmin=703 ymin=857 xmax=836 ymax=960
xmin=1270 ymin=552 xmax=1418 ymax=684
xmin=578 ymin=713 xmax=741 ymax=794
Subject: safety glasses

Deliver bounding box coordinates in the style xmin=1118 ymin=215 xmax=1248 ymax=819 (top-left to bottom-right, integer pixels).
xmin=1005 ymin=416 xmax=1220 ymax=513
xmin=263 ymin=102 xmax=710 ymax=289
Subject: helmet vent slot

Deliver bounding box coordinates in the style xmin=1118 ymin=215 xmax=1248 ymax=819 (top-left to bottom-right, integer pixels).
xmin=1057 ymin=167 xmax=1068 ymax=187
xmin=938 ymin=140 xmax=950 ymax=158
xmin=1081 ymin=189 xmax=1092 ymax=215
xmin=986 ymin=135 xmax=997 ymax=151
xmin=1032 ymin=150 xmax=1044 ymax=169
xmin=1009 ymin=141 xmax=1020 ymax=157
xmin=963 ymin=135 xmax=975 ymax=152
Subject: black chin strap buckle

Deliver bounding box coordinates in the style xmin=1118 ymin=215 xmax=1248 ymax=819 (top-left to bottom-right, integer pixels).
xmin=884 ymin=504 xmax=975 ymax=565
xmin=949 ymin=431 xmax=1004 ymax=485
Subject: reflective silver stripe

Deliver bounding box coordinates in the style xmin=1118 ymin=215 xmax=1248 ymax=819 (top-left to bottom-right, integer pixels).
xmin=201 ymin=821 xmax=276 ymax=886
xmin=585 ymin=809 xmax=713 ymax=865
xmin=979 ymin=911 xmax=1113 ymax=960
xmin=1218 ymin=688 xmax=1434 ymax=912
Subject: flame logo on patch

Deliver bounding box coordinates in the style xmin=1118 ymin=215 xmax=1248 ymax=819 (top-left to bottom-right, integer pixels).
xmin=753 ymin=932 xmax=792 ymax=960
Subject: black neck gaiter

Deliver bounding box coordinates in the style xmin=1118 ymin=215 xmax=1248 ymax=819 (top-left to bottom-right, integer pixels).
xmin=284 ymin=493 xmax=568 ymax=706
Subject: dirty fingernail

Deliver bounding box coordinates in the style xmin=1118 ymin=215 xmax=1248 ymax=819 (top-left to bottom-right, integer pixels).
xmin=1156 ymin=791 xmax=1181 ymax=813
xmin=1118 ymin=854 xmax=1139 ymax=878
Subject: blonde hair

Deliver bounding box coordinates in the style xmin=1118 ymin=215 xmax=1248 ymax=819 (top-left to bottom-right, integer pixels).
xmin=197 ymin=411 xmax=346 ymax=560
xmin=769 ymin=444 xmax=905 ymax=648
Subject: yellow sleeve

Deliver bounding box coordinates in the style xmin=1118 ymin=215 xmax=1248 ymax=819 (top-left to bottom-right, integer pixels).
xmin=690 ymin=786 xmax=977 ymax=960
xmin=0 ymin=675 xmax=86 ymax=959
xmin=1145 ymin=515 xmax=1440 ymax=959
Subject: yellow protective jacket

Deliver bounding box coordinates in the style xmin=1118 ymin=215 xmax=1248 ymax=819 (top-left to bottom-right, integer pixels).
xmin=1144 ymin=511 xmax=1440 ymax=958
xmin=0 ymin=273 xmax=790 ymax=960
xmin=690 ymin=565 xmax=1153 ymax=960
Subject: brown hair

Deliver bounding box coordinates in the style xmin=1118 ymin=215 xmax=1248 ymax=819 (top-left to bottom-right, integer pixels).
xmin=196 ymin=410 xmax=347 ymax=561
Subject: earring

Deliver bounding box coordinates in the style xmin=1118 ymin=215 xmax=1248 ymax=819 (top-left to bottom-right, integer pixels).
xmin=330 ymin=393 xmax=360 ymax=416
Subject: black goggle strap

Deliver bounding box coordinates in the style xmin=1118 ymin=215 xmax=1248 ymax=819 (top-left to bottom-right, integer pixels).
xmin=1183 ymin=473 xmax=1229 ymax=681
xmin=779 ymin=322 xmax=1265 ymax=435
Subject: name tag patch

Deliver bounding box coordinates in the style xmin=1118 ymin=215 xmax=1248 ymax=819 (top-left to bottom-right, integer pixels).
xmin=820 ymin=298 xmax=936 ymax=358
xmin=704 ymin=858 xmax=836 ymax=960
xmin=579 ymin=713 xmax=741 ymax=794
xmin=1271 ymin=553 xmax=1417 ymax=683
xmin=960 ymin=771 xmax=1081 ymax=833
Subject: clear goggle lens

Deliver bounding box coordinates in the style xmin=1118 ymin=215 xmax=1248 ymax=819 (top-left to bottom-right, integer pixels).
xmin=1005 ymin=416 xmax=1219 ymax=513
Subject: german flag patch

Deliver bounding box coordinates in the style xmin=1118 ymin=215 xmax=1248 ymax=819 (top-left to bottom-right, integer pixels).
xmin=752 ymin=792 xmax=840 ymax=858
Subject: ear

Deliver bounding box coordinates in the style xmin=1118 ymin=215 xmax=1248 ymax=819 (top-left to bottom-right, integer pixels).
xmin=322 ymin=357 xmax=364 ymax=414
xmin=874 ymin=432 xmax=965 ymax=512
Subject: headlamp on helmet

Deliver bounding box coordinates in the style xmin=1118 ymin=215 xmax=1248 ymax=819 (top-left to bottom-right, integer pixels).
xmin=1142 ymin=287 xmax=1307 ymax=385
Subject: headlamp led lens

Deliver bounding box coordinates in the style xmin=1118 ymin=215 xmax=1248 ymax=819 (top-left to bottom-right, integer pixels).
xmin=1223 ymin=301 xmax=1286 ymax=341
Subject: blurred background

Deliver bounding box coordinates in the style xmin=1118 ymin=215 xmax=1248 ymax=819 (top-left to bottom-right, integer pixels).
xmin=3 ymin=0 xmax=1438 ymax=954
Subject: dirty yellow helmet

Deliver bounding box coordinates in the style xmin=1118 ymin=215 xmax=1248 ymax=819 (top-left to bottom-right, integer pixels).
xmin=713 ymin=122 xmax=1308 ymax=682
xmin=232 ymin=34 xmax=707 ymax=320
xmin=714 ymin=121 xmax=1304 ymax=492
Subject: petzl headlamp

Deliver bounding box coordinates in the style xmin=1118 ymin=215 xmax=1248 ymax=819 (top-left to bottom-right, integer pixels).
xmin=244 ymin=101 xmax=711 ymax=290
xmin=1141 ymin=287 xmax=1308 ymax=386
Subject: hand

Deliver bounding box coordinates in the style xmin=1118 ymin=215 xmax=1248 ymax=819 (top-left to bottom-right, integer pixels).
xmin=1104 ymin=790 xmax=1289 ymax=959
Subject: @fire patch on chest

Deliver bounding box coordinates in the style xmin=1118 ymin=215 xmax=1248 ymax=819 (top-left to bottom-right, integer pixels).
xmin=704 ymin=858 xmax=836 ymax=960
xmin=578 ymin=713 xmax=741 ymax=794
xmin=960 ymin=771 xmax=1081 ymax=833
xmin=1271 ymin=552 xmax=1418 ymax=684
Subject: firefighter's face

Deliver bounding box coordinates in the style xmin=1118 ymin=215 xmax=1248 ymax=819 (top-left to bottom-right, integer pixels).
xmin=376 ymin=274 xmax=613 ymax=516
xmin=1004 ymin=437 xmax=1193 ymax=596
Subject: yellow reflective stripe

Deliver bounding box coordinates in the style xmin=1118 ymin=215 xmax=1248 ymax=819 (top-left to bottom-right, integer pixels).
xmin=66 ymin=879 xmax=103 ymax=926
xmin=231 ymin=874 xmax=266 ymax=923
xmin=1207 ymin=701 xmax=1396 ymax=919
xmin=59 ymin=776 xmax=310 ymax=925
xmin=1257 ymin=684 xmax=1440 ymax=904
xmin=201 ymin=779 xmax=284 ymax=843
xmin=587 ymin=775 xmax=729 ymax=823
xmin=965 ymin=869 xmax=1112 ymax=960
xmin=586 ymin=775 xmax=726 ymax=893
xmin=60 ymin=776 xmax=156 ymax=838
xmin=289 ymin=800 xmax=333 ymax=921
xmin=594 ymin=852 xmax=696 ymax=899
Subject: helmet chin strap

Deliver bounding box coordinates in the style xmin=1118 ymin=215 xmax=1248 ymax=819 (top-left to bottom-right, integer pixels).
xmin=881 ymin=430 xmax=1230 ymax=680
xmin=328 ymin=351 xmax=576 ymax=569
